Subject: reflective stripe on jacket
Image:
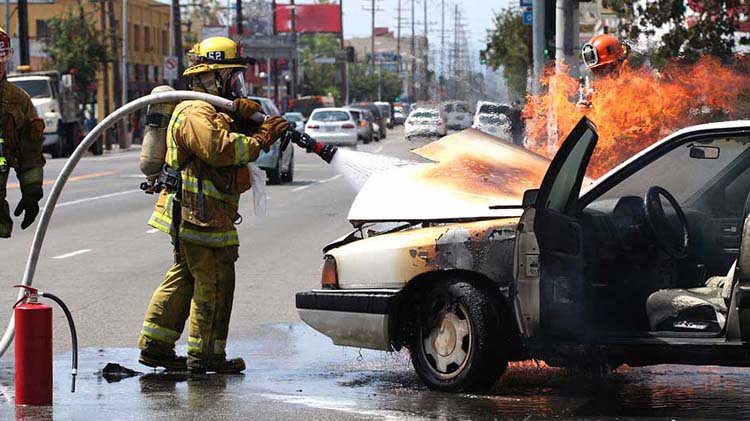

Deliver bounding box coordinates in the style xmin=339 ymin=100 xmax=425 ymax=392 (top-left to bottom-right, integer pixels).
xmin=148 ymin=100 xmax=263 ymax=247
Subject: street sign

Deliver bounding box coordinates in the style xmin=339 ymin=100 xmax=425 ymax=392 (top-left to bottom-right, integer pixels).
xmin=522 ymin=8 xmax=533 ymax=25
xmin=520 ymin=0 xmax=533 ymax=7
xmin=314 ymin=57 xmax=336 ymax=65
xmin=163 ymin=56 xmax=178 ymax=81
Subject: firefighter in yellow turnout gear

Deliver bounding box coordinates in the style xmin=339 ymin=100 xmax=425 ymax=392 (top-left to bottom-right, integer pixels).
xmin=0 ymin=27 xmax=45 ymax=239
xmin=138 ymin=36 xmax=289 ymax=373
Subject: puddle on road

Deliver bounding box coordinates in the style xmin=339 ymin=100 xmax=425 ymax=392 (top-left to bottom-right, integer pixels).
xmin=2 ymin=323 xmax=750 ymax=419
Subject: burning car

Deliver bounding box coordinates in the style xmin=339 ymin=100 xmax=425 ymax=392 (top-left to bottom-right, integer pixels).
xmin=297 ymin=118 xmax=750 ymax=393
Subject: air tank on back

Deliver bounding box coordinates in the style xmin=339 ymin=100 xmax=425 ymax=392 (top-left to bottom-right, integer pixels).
xmin=139 ymin=85 xmax=177 ymax=180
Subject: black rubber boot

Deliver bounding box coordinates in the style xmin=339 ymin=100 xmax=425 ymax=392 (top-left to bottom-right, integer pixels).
xmin=139 ymin=350 xmax=188 ymax=371
xmin=188 ymin=357 xmax=246 ymax=374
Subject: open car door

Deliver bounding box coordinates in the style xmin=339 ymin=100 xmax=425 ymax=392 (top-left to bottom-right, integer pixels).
xmin=534 ymin=117 xmax=599 ymax=341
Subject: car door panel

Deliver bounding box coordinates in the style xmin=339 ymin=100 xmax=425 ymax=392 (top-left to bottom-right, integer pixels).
xmin=533 ymin=117 xmax=599 ymax=340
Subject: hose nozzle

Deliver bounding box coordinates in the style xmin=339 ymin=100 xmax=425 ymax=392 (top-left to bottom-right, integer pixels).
xmin=287 ymin=131 xmax=338 ymax=164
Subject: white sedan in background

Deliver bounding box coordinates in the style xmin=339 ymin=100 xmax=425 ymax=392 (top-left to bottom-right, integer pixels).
xmin=472 ymin=112 xmax=511 ymax=139
xmin=304 ymin=108 xmax=359 ymax=147
xmin=404 ymin=108 xmax=447 ymax=140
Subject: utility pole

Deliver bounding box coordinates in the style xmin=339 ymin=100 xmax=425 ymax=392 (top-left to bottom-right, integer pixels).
xmin=4 ymin=0 xmax=9 ymax=44
xmin=410 ymin=0 xmax=415 ymax=103
xmin=532 ymin=0 xmax=545 ymax=92
xmin=236 ymin=0 xmax=243 ymax=35
xmin=107 ymin=0 xmax=120 ymax=148
xmin=290 ymin=0 xmax=297 ymax=100
xmin=340 ymin=0 xmax=347 ymax=105
xmin=422 ymin=0 xmax=428 ymax=100
xmin=99 ymin=1 xmax=111 ymax=149
xmin=370 ymin=0 xmax=375 ymax=73
xmin=172 ymin=0 xmax=184 ymax=88
xmin=17 ymin=0 xmax=28 ymax=65
xmin=440 ymin=0 xmax=445 ymax=93
xmin=555 ymin=0 xmax=579 ymax=77
xmin=121 ymin=0 xmax=129 ymax=149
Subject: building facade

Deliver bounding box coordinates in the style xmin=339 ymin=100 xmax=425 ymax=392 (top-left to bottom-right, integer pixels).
xmin=1 ymin=0 xmax=198 ymax=120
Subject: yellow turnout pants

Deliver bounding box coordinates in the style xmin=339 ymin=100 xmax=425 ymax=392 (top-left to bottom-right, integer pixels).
xmin=138 ymin=242 xmax=238 ymax=364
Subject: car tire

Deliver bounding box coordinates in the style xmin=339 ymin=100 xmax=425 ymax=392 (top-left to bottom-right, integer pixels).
xmin=409 ymin=279 xmax=508 ymax=393
xmin=51 ymin=123 xmax=66 ymax=158
xmin=267 ymin=156 xmax=283 ymax=185
xmin=282 ymin=149 xmax=294 ymax=183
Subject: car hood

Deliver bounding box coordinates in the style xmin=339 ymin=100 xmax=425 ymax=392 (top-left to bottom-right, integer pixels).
xmin=347 ymin=128 xmax=552 ymax=224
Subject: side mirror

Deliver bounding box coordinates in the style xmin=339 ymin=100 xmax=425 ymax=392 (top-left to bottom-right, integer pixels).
xmin=522 ymin=189 xmax=539 ymax=208
xmin=690 ymin=145 xmax=720 ymax=159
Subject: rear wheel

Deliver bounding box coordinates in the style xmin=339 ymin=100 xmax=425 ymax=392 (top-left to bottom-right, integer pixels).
xmin=282 ymin=149 xmax=294 ymax=183
xmin=267 ymin=157 xmax=283 ymax=185
xmin=409 ymin=279 xmax=508 ymax=393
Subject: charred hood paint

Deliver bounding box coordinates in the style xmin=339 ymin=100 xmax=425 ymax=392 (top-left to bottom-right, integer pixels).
xmin=348 ymin=129 xmax=552 ymax=223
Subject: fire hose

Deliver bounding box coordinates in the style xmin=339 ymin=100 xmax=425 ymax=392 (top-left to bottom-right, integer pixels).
xmin=0 ymin=90 xmax=336 ymax=359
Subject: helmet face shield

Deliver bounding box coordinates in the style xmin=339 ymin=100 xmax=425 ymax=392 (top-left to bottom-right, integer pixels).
xmin=582 ymin=43 xmax=598 ymax=68
xmin=227 ymin=70 xmax=248 ymax=100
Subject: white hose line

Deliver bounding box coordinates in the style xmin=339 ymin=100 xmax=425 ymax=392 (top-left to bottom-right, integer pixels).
xmin=0 ymin=91 xmax=235 ymax=358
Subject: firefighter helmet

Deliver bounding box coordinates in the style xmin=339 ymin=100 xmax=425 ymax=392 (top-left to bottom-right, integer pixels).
xmin=183 ymin=37 xmax=251 ymax=76
xmin=581 ymin=34 xmax=625 ymax=69
xmin=0 ymin=27 xmax=12 ymax=62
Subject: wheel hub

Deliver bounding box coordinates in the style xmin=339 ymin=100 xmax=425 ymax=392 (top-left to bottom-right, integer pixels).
xmin=423 ymin=308 xmax=471 ymax=376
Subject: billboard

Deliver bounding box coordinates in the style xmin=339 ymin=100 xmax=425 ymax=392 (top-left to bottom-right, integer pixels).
xmin=275 ymin=4 xmax=342 ymax=34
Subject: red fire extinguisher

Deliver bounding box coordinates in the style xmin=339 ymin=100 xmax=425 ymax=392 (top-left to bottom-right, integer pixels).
xmin=13 ymin=285 xmax=78 ymax=406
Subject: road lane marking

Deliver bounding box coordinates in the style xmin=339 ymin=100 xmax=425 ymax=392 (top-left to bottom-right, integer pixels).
xmin=55 ymin=189 xmax=142 ymax=207
xmin=146 ymin=228 xmax=159 ymax=234
xmin=291 ymin=174 xmax=342 ymax=192
xmin=7 ymin=171 xmax=117 ymax=189
xmin=53 ymin=249 xmax=91 ymax=260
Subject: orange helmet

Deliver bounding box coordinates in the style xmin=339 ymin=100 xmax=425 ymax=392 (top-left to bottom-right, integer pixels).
xmin=582 ymin=34 xmax=625 ymax=69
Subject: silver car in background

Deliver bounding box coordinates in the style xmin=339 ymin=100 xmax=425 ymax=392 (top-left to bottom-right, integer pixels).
xmin=304 ymin=108 xmax=359 ymax=147
xmin=346 ymin=108 xmax=376 ymax=144
xmin=283 ymin=112 xmax=306 ymax=134
xmin=249 ymin=96 xmax=294 ymax=184
xmin=404 ymin=108 xmax=447 ymax=140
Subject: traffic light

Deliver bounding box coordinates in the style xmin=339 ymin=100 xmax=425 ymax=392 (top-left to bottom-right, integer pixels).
xmin=345 ymin=46 xmax=355 ymax=63
xmin=480 ymin=50 xmax=487 ymax=65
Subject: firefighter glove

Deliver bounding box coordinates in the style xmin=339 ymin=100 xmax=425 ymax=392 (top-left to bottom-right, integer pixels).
xmin=257 ymin=116 xmax=290 ymax=150
xmin=14 ymin=195 xmax=40 ymax=230
xmin=232 ymin=99 xmax=263 ymax=126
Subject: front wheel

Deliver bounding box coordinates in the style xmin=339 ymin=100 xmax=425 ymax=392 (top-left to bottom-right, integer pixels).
xmin=409 ymin=279 xmax=508 ymax=393
xmin=267 ymin=156 xmax=283 ymax=185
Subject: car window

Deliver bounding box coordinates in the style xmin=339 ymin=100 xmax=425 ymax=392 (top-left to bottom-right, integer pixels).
xmin=545 ymin=128 xmax=597 ymax=213
xmin=311 ymin=110 xmax=350 ymax=122
xmin=588 ymin=137 xmax=750 ymax=216
xmin=412 ymin=111 xmax=437 ymax=118
xmin=265 ymin=100 xmax=281 ymax=116
xmin=478 ymin=104 xmax=509 ymax=115
xmin=11 ymin=79 xmax=52 ymax=98
xmin=349 ymin=110 xmax=361 ymax=120
xmin=479 ymin=114 xmax=509 ymax=125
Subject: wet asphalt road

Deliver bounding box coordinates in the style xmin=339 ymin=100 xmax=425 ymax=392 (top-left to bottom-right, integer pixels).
xmin=4 ymin=323 xmax=750 ymax=419
xmin=3 ymin=127 xmax=750 ymax=419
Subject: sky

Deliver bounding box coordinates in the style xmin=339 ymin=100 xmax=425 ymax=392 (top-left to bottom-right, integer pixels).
xmin=340 ymin=0 xmax=512 ymax=54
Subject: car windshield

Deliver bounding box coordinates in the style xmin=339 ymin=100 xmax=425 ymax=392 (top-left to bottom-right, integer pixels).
xmin=11 ymin=79 xmax=52 ymax=98
xmin=588 ymin=137 xmax=750 ymax=217
xmin=311 ymin=111 xmax=350 ymax=122
xmin=285 ymin=114 xmax=304 ymax=122
xmin=479 ymin=114 xmax=509 ymax=125
xmin=445 ymin=103 xmax=467 ymax=113
xmin=478 ymin=104 xmax=509 ymax=115
xmin=412 ymin=111 xmax=438 ymax=118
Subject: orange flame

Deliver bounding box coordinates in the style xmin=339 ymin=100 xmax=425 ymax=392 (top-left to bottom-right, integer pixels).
xmin=524 ymin=57 xmax=750 ymax=177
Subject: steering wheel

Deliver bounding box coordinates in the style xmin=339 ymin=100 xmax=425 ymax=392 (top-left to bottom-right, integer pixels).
xmin=643 ymin=186 xmax=690 ymax=259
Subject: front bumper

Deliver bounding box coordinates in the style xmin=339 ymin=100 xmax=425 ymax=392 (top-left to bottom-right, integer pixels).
xmin=305 ymin=132 xmax=358 ymax=146
xmin=296 ymin=289 xmax=398 ymax=351
xmin=42 ymin=132 xmax=60 ymax=147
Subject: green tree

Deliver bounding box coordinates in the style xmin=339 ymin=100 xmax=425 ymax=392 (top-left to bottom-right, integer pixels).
xmin=486 ymin=9 xmax=529 ymax=100
xmin=299 ymin=33 xmax=342 ymax=100
xmin=348 ymin=65 xmax=401 ymax=102
xmin=44 ymin=0 xmax=110 ymax=87
xmin=606 ymin=0 xmax=746 ymax=67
